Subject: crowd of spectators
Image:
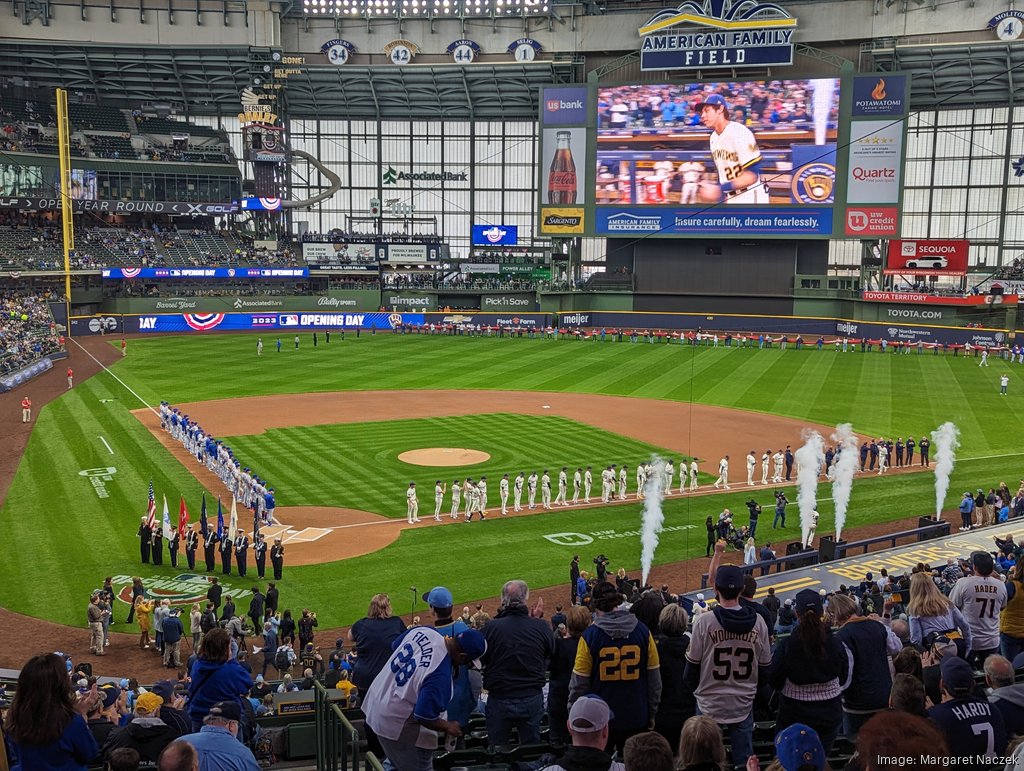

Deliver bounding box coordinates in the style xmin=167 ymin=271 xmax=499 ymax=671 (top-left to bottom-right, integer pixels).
xmin=301 ymin=229 xmax=442 ymax=245
xmin=597 ymin=80 xmax=840 ymax=134
xmin=0 ymin=289 xmax=65 ymax=374
xmin=383 ymin=271 xmax=534 ymax=291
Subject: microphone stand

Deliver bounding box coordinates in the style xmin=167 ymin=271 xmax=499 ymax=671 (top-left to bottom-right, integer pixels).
xmin=410 ymin=586 xmax=417 ymax=619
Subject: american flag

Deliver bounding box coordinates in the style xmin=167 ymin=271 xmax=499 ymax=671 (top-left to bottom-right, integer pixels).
xmin=145 ymin=480 xmax=156 ymax=529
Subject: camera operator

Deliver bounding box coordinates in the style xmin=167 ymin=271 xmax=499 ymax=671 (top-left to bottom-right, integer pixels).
xmin=745 ymin=499 xmax=762 ymax=538
xmin=593 ymin=555 xmax=609 ymax=583
xmin=772 ymin=491 xmax=788 ymax=529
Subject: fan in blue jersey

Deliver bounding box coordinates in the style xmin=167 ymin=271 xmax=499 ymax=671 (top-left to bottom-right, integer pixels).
xmin=569 ymin=581 xmax=661 ymax=753
xmin=362 ymin=627 xmax=486 ymax=771
xmin=927 ymin=655 xmax=1007 ymax=763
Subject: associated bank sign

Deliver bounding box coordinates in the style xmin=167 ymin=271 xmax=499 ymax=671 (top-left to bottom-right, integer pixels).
xmin=638 ymin=0 xmax=797 ymax=71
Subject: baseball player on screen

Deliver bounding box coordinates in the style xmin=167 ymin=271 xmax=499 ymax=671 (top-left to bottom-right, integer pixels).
xmin=697 ymin=94 xmax=768 ymax=204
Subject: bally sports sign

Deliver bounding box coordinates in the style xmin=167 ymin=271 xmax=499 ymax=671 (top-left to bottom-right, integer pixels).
xmin=884 ymin=239 xmax=969 ymax=277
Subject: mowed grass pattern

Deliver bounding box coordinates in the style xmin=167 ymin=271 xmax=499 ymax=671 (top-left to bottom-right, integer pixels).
xmin=0 ymin=332 xmax=1020 ymax=627
xmin=112 ymin=334 xmax=1022 ymax=457
xmin=222 ymin=414 xmax=676 ymax=513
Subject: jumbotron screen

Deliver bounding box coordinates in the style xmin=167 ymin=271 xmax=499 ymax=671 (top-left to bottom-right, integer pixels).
xmin=593 ymin=79 xmax=841 ymax=236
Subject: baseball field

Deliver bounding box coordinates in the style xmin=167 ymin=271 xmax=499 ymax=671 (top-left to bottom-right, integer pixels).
xmin=2 ymin=332 xmax=1021 ymax=630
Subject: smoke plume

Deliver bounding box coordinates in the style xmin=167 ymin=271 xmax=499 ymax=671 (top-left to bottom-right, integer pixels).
xmin=931 ymin=422 xmax=960 ymax=521
xmin=795 ymin=431 xmax=825 ymax=547
xmin=640 ymin=458 xmax=666 ymax=586
xmin=831 ymin=423 xmax=859 ymax=540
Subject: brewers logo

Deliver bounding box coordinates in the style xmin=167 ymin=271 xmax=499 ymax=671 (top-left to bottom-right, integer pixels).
xmin=388 ymin=313 xmax=404 ymax=328
xmin=791 ymin=162 xmax=835 ymax=204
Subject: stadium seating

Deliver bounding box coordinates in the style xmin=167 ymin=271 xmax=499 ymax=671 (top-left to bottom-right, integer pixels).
xmin=68 ymin=103 xmax=132 ymax=133
xmin=136 ymin=116 xmax=221 ymax=139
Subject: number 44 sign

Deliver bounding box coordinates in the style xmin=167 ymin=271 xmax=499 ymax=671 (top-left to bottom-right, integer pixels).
xmin=447 ymin=39 xmax=481 ymax=64
xmin=508 ymin=38 xmax=542 ymax=62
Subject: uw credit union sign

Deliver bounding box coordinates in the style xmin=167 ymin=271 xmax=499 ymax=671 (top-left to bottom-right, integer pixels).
xmin=639 ymin=0 xmax=797 ymax=71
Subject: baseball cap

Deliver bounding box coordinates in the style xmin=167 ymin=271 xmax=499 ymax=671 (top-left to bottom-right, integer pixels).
xmin=150 ymin=680 xmax=174 ymax=702
xmin=697 ymin=93 xmax=729 ymax=111
xmin=568 ymin=695 xmax=615 ymax=733
xmin=940 ymin=656 xmax=975 ymax=696
xmin=775 ymin=724 xmax=825 ymax=771
xmin=454 ymin=629 xmax=487 ymax=668
xmin=1012 ymin=652 xmax=1024 ymax=670
xmin=794 ymin=588 xmax=823 ymax=615
xmin=208 ymin=700 xmax=242 ymax=721
xmin=715 ymin=565 xmax=744 ymax=591
xmin=422 ymin=586 xmax=454 ymax=608
xmin=99 ymin=684 xmax=120 ymax=709
xmin=135 ymin=692 xmax=163 ymax=714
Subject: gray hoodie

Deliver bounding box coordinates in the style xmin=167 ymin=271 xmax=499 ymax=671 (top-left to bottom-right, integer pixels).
xmin=567 ymin=608 xmax=663 ymax=729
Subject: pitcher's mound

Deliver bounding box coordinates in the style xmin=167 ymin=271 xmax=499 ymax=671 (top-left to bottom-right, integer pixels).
xmin=399 ymin=448 xmax=491 ymax=466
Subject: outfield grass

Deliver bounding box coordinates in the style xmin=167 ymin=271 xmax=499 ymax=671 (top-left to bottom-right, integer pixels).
xmin=112 ymin=334 xmax=1022 ymax=457
xmin=0 ymin=332 xmax=1019 ymax=628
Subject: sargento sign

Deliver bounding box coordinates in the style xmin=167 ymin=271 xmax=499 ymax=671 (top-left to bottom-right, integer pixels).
xmin=638 ymin=0 xmax=797 ymax=71
xmin=884 ymin=240 xmax=970 ymax=277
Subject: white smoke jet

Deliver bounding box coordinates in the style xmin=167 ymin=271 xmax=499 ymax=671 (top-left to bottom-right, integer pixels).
xmin=931 ymin=422 xmax=960 ymax=521
xmin=794 ymin=431 xmax=825 ymax=548
xmin=640 ymin=458 xmax=666 ymax=587
xmin=831 ymin=423 xmax=859 ymax=541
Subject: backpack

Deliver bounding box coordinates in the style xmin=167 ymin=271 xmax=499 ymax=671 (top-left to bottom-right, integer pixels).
xmin=275 ymin=648 xmax=291 ymax=671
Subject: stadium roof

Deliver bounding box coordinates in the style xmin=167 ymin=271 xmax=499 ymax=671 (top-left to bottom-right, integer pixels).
xmin=0 ymin=41 xmax=581 ymax=120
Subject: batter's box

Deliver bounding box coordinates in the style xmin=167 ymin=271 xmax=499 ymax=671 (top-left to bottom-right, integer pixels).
xmin=285 ymin=527 xmax=332 ymax=543
xmin=259 ymin=524 xmax=291 ymax=541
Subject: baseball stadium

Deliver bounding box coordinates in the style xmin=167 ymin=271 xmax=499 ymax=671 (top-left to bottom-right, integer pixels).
xmin=3 ymin=0 xmax=1024 ymax=768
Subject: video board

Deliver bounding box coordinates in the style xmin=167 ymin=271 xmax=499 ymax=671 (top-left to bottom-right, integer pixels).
xmin=595 ymin=78 xmax=840 ymax=236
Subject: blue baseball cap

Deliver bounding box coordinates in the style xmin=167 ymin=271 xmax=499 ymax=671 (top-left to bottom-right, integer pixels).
xmin=775 ymin=724 xmax=825 ymax=771
xmin=422 ymin=586 xmax=454 ymax=608
xmin=697 ymin=93 xmax=729 ymax=111
xmin=454 ymin=629 xmax=487 ymax=668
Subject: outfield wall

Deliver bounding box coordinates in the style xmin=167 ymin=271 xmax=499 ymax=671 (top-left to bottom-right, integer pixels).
xmin=68 ymin=308 xmax=1009 ymax=346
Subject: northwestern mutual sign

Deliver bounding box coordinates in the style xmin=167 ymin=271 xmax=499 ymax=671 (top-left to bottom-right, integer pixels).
xmin=639 ymin=0 xmax=797 ymax=71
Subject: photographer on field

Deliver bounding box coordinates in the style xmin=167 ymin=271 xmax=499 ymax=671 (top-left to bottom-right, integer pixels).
xmin=593 ymin=555 xmax=610 ymax=583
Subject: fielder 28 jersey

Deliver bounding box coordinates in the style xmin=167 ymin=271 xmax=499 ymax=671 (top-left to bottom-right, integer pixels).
xmin=362 ymin=627 xmax=453 ymax=749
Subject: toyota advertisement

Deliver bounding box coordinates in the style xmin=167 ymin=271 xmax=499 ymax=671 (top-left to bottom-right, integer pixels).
xmin=884 ymin=239 xmax=970 ymax=277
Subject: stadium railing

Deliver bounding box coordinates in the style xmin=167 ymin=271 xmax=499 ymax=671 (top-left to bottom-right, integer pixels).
xmin=314 ymin=681 xmax=360 ymax=771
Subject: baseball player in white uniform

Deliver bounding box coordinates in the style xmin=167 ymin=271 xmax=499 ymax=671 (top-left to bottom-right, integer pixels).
xmin=499 ymin=474 xmax=510 ymax=516
xmin=257 ymin=338 xmax=263 ymax=356
xmin=450 ymin=479 xmax=461 ymax=519
xmin=572 ymin=468 xmax=582 ymax=504
xmin=679 ymin=160 xmax=704 ymax=204
xmin=636 ymin=463 xmax=647 ymax=499
xmin=772 ymin=450 xmax=784 ymax=483
xmin=679 ymin=459 xmax=687 ymax=493
xmin=406 ymin=483 xmax=419 ymax=524
xmin=761 ymin=451 xmax=770 ymax=485
xmin=556 ymin=468 xmax=568 ymax=506
xmin=528 ymin=472 xmax=538 ymax=509
xmin=804 ymin=510 xmax=819 ymax=548
xmin=746 ymin=451 xmax=756 ymax=486
xmin=514 ymin=472 xmax=525 ymax=512
xmin=584 ymin=466 xmax=593 ymax=503
xmin=618 ymin=466 xmax=627 ymax=500
xmin=541 ymin=471 xmax=552 ymax=510
xmin=689 ymin=459 xmax=699 ymax=491
xmin=476 ymin=477 xmax=488 ymax=517
xmin=697 ymin=94 xmax=768 ymax=204
xmin=463 ymin=478 xmax=476 ymax=519
xmin=433 ymin=481 xmax=446 ymax=521
xmin=877 ymin=444 xmax=888 ymax=475
xmin=713 ymin=456 xmax=730 ymax=489
xmin=664 ymin=460 xmax=674 ymax=493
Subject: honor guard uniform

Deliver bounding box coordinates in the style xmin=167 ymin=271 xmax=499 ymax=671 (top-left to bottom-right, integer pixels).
xmin=185 ymin=525 xmax=199 ymax=570
xmin=151 ymin=528 xmax=163 ymax=566
xmin=138 ymin=517 xmax=152 ymax=564
xmin=234 ymin=530 xmax=250 ymax=577
xmin=254 ymin=533 xmax=268 ymax=579
xmin=168 ymin=526 xmax=180 ymax=568
xmin=203 ymin=529 xmax=218 ymax=572
xmin=220 ymin=532 xmax=234 ymax=575
xmin=271 ymin=538 xmax=285 ymax=580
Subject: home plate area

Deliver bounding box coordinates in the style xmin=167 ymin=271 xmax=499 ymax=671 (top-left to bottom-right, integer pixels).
xmin=261 ymin=523 xmax=332 ymax=543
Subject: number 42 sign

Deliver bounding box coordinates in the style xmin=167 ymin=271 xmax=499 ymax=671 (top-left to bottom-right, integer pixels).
xmin=384 ymin=39 xmax=419 ymax=65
